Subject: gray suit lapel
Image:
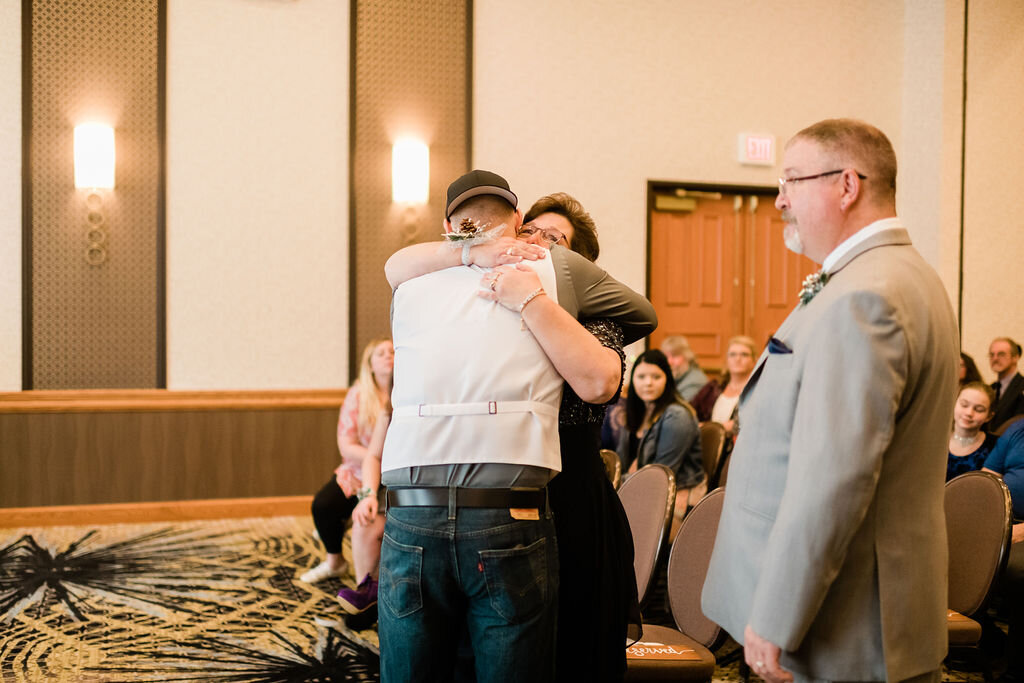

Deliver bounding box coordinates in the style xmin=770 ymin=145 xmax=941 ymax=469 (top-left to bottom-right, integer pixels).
xmin=742 ymin=228 xmax=911 ymax=405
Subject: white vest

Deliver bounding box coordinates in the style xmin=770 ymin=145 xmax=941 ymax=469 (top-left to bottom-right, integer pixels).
xmin=382 ymin=257 xmax=563 ymax=474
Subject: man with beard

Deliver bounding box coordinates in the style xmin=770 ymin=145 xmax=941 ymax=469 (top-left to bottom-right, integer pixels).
xmin=702 ymin=119 xmax=959 ymax=683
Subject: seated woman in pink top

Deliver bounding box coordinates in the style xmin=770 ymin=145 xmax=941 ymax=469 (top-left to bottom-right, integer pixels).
xmin=299 ymin=338 xmax=392 ymax=599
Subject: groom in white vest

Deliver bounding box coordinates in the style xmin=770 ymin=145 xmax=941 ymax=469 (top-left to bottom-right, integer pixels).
xmin=377 ymin=170 xmax=653 ymax=683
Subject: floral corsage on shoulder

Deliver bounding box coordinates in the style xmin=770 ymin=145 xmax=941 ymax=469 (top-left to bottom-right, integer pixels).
xmin=799 ymin=270 xmax=830 ymax=305
xmin=443 ymin=217 xmax=506 ymax=247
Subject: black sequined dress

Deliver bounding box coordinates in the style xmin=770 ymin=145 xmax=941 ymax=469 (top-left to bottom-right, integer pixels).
xmin=549 ymin=319 xmax=642 ymax=682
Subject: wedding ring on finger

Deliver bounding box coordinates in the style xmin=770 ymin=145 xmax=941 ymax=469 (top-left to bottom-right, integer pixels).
xmin=506 ymin=247 xmax=513 ymax=256
xmin=488 ymin=277 xmax=497 ymax=291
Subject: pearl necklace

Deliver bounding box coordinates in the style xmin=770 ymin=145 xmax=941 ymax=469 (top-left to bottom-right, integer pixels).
xmin=952 ymin=432 xmax=980 ymax=448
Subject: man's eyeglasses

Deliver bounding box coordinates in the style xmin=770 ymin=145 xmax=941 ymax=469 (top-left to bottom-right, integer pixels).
xmin=518 ymin=223 xmax=566 ymax=246
xmin=778 ymin=169 xmax=867 ymax=194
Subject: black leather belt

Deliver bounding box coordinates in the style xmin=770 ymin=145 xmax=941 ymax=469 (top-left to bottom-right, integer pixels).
xmin=386 ymin=487 xmax=546 ymax=509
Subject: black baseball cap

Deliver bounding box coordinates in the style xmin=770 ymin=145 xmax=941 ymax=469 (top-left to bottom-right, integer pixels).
xmin=445 ymin=170 xmax=518 ymax=219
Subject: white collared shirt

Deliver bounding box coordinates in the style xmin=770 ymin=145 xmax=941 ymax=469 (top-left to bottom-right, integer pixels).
xmin=822 ymin=217 xmax=902 ymax=274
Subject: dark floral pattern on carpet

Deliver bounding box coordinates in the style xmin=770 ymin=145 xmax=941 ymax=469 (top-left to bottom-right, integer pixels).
xmin=0 ymin=517 xmax=377 ymax=682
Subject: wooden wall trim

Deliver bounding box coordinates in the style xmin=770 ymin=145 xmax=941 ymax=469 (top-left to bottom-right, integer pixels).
xmin=0 ymin=495 xmax=311 ymax=528
xmin=0 ymin=388 xmax=347 ymax=413
xmin=2 ymin=405 xmax=342 ymax=507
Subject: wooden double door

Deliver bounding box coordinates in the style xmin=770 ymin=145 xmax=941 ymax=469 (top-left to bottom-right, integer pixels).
xmin=647 ymin=185 xmax=817 ymax=371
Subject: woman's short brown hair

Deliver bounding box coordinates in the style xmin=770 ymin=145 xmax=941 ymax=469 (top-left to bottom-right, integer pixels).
xmin=524 ymin=192 xmax=600 ymax=262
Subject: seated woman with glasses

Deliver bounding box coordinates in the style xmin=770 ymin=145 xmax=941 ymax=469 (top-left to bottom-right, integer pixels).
xmin=692 ymin=335 xmax=758 ymax=436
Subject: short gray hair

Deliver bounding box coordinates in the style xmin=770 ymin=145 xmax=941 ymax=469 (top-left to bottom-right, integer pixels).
xmin=792 ymin=118 xmax=897 ymax=204
xmin=660 ymin=335 xmax=696 ymax=363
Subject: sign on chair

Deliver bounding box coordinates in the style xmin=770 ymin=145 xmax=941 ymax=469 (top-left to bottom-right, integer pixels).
xmin=626 ymin=641 xmax=702 ymax=661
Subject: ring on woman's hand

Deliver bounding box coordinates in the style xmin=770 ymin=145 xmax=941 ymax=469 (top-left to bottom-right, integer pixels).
xmin=489 ymin=278 xmax=497 ymax=291
xmin=506 ymin=247 xmax=513 ymax=256
xmin=755 ymin=661 xmax=765 ymax=671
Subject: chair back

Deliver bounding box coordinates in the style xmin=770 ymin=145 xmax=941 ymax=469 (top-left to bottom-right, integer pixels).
xmin=618 ymin=463 xmax=676 ymax=603
xmin=716 ymin=449 xmax=732 ymax=487
xmin=994 ymin=413 xmax=1024 ymax=437
xmin=698 ymin=422 xmax=726 ymax=484
xmin=945 ymin=470 xmax=1013 ymax=616
xmin=666 ymin=487 xmax=725 ymax=647
xmin=600 ymin=448 xmax=622 ymax=489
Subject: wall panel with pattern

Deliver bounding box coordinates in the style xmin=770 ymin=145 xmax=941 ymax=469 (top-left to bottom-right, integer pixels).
xmin=26 ymin=0 xmax=163 ymax=389
xmin=350 ymin=0 xmax=470 ymax=374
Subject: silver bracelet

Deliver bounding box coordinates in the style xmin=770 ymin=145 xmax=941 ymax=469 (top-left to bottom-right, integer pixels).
xmin=461 ymin=243 xmax=472 ymax=266
xmin=519 ymin=287 xmax=545 ymax=312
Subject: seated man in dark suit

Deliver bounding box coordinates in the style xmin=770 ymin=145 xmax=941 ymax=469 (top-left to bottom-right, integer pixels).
xmin=988 ymin=337 xmax=1024 ymax=432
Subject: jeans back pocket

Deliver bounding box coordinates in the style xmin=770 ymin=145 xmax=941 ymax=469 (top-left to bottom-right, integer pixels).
xmin=380 ymin=533 xmax=424 ymax=619
xmin=479 ymin=535 xmax=551 ymax=624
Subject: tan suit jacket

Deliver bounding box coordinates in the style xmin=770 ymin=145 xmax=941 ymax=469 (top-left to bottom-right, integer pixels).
xmin=702 ymin=226 xmax=959 ymax=681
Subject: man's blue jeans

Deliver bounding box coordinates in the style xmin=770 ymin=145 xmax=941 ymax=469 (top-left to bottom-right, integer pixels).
xmin=378 ymin=505 xmax=559 ymax=683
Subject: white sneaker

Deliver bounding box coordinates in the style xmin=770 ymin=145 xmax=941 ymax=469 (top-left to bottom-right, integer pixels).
xmin=299 ymin=560 xmax=347 ymax=584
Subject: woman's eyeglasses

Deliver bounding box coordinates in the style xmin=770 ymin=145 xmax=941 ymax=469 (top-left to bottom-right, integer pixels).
xmin=518 ymin=223 xmax=566 ymax=246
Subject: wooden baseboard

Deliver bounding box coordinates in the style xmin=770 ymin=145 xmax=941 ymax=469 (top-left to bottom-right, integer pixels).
xmin=0 ymin=495 xmax=312 ymax=528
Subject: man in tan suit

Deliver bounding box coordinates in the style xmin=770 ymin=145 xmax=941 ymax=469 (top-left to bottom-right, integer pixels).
xmin=702 ymin=119 xmax=959 ymax=683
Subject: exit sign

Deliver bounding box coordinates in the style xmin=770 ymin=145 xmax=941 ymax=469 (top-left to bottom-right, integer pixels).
xmin=738 ymin=133 xmax=775 ymax=166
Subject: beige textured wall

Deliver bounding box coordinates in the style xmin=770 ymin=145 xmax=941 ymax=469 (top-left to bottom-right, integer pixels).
xmin=899 ymin=0 xmax=965 ymax=300
xmin=0 ymin=2 xmax=21 ymax=391
xmin=166 ymin=0 xmax=350 ymax=389
xmin=4 ymin=1 xmax=1021 ymax=391
xmin=961 ymin=0 xmax=1024 ymax=375
xmin=474 ymin=0 xmax=905 ymax=297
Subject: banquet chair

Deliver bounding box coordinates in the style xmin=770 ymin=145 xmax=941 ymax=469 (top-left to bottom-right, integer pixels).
xmin=993 ymin=413 xmax=1024 ymax=437
xmin=715 ymin=448 xmax=733 ymax=487
xmin=699 ymin=422 xmax=726 ymax=488
xmin=600 ymin=448 xmax=623 ymax=489
xmin=624 ymin=487 xmax=726 ymax=681
xmin=945 ymin=470 xmax=1013 ymax=682
xmin=618 ymin=463 xmax=676 ymax=604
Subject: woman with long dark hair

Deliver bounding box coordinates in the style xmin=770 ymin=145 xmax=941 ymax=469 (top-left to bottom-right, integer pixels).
xmin=617 ymin=349 xmax=704 ymax=522
xmin=959 ymin=352 xmax=983 ymax=387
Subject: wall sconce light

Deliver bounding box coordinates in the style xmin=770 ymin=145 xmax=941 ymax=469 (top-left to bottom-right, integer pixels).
xmin=74 ymin=123 xmax=115 ymax=190
xmin=74 ymin=123 xmax=115 ymax=266
xmin=392 ymin=139 xmax=429 ymax=204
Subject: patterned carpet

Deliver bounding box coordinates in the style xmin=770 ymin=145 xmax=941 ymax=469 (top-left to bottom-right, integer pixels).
xmin=0 ymin=516 xmax=378 ymax=682
xmin=0 ymin=514 xmax=991 ymax=682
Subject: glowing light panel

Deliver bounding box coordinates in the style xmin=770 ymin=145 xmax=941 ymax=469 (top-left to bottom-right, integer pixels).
xmin=392 ymin=139 xmax=429 ymax=204
xmin=74 ymin=123 xmax=115 ymax=189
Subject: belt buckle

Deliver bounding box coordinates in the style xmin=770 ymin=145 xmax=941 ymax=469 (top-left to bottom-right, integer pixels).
xmin=488 ymin=401 xmax=497 ymax=414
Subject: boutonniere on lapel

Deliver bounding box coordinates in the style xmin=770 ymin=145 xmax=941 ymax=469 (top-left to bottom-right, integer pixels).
xmin=799 ymin=270 xmax=830 ymax=306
